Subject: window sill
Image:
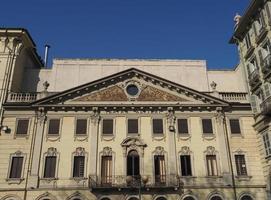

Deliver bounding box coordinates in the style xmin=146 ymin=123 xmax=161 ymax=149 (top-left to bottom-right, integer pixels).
xmin=40 ymin=177 xmax=58 ymax=183
xmin=152 ymin=134 xmax=165 ymax=141
xmin=14 ymin=134 xmax=29 ymax=139
xmin=230 ymin=133 xmax=243 ymax=138
xmin=180 ymin=176 xmax=196 ymax=178
xmin=74 ymin=134 xmax=88 ymax=141
xmin=6 ymin=178 xmax=24 ymax=184
xmin=71 ymin=177 xmax=88 ymax=183
xmin=178 ymin=134 xmax=191 ymax=141
xmin=202 ymin=134 xmax=215 ymax=140
xmin=46 ymin=135 xmax=60 ymax=142
xmin=235 ymin=175 xmax=252 ymax=181
xmin=205 ymin=175 xmax=223 ymax=179
xmin=101 ymin=134 xmax=115 ymax=141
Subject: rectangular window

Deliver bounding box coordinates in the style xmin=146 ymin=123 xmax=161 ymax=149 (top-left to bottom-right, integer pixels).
xmin=9 ymin=156 xmax=23 ymax=179
xmin=202 ymin=119 xmax=213 ymax=134
xmin=263 ymin=132 xmax=271 ymax=156
xmin=206 ymin=155 xmax=218 ymax=176
xmin=102 ymin=119 xmax=113 ymax=135
xmin=229 ymin=119 xmax=241 ymax=134
xmin=44 ymin=156 xmax=56 ymax=178
xmin=101 ymin=156 xmax=112 ymax=185
xmin=235 ymin=155 xmax=247 ymax=176
xmin=180 ymin=155 xmax=192 ymax=176
xmin=177 ymin=119 xmax=189 ymax=134
xmin=154 ymin=155 xmax=166 ymax=184
xmin=75 ymin=119 xmax=87 ymax=135
xmin=73 ymin=156 xmax=85 ymax=178
xmin=48 ymin=119 xmax=60 ymax=135
xmin=245 ymin=34 xmax=252 ymax=49
xmin=153 ymin=119 xmax=163 ymax=135
xmin=127 ymin=119 xmax=138 ymax=134
xmin=16 ymin=119 xmax=29 ymax=135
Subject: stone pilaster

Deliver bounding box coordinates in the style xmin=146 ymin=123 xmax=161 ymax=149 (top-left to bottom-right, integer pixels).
xmin=28 ymin=109 xmax=47 ymax=188
xmin=89 ymin=109 xmax=100 ymax=180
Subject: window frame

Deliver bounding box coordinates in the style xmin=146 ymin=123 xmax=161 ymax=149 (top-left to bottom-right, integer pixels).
xmin=177 ymin=118 xmax=190 ymax=136
xmin=71 ymin=147 xmax=88 ymax=179
xmin=74 ymin=117 xmax=89 ymax=140
xmin=14 ymin=118 xmax=31 ymax=138
xmin=41 ymin=147 xmax=60 ymax=180
xmin=204 ymin=146 xmax=220 ymax=177
xmin=201 ymin=118 xmax=215 ymax=136
xmin=234 ymin=154 xmax=248 ymax=177
xmin=178 ymin=146 xmax=194 ymax=178
xmin=101 ymin=118 xmax=115 ymax=139
xmin=152 ymin=117 xmax=165 ymax=137
xmin=126 ymin=117 xmax=140 ymax=136
xmin=152 ymin=146 xmax=168 ymax=185
xmin=228 ymin=118 xmax=243 ymax=136
xmin=46 ymin=117 xmax=62 ymax=141
xmin=6 ymin=151 xmax=27 ymax=183
xmin=99 ymin=147 xmax=115 ymax=186
xmin=263 ymin=131 xmax=271 ymax=157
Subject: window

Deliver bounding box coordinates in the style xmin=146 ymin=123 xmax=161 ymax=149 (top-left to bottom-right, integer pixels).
xmin=154 ymin=155 xmax=166 ymax=184
xmin=202 ymin=119 xmax=213 ymax=134
xmin=180 ymin=155 xmax=192 ymax=176
xmin=48 ymin=119 xmax=60 ymax=135
xmin=240 ymin=195 xmax=253 ymax=200
xmin=75 ymin=119 xmax=87 ymax=135
xmin=210 ymin=196 xmax=223 ymax=200
xmin=101 ymin=156 xmax=112 ymax=185
xmin=9 ymin=156 xmax=23 ymax=179
xmin=235 ymin=155 xmax=247 ymax=176
xmin=127 ymin=150 xmax=139 ymax=176
xmin=127 ymin=119 xmax=138 ymax=134
xmin=126 ymin=84 xmax=139 ymax=96
xmin=152 ymin=119 xmax=163 ymax=135
xmin=15 ymin=119 xmax=29 ymax=135
xmin=44 ymin=156 xmax=56 ymax=178
xmin=247 ymin=58 xmax=258 ymax=75
xmin=229 ymin=119 xmax=241 ymax=134
xmin=254 ymin=12 xmax=265 ymax=35
xmin=260 ymin=40 xmax=271 ymax=63
xmin=263 ymin=131 xmax=271 ymax=156
xmin=245 ymin=34 xmax=252 ymax=49
xmin=206 ymin=155 xmax=218 ymax=176
xmin=102 ymin=119 xmax=113 ymax=135
xmin=183 ymin=197 xmax=196 ymax=200
xmin=73 ymin=156 xmax=85 ymax=177
xmin=177 ymin=119 xmax=189 ymax=134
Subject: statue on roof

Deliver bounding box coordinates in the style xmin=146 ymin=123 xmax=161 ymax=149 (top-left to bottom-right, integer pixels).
xmin=234 ymin=13 xmax=242 ymax=26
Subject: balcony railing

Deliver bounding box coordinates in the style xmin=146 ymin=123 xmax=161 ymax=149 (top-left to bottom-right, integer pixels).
xmin=6 ymin=92 xmax=57 ymax=103
xmin=262 ymin=54 xmax=271 ymax=76
xmin=89 ymin=175 xmax=180 ymax=190
xmin=219 ymin=92 xmax=248 ymax=103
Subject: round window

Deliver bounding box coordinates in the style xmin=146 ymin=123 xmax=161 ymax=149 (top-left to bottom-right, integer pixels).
xmin=126 ymin=84 xmax=139 ymax=96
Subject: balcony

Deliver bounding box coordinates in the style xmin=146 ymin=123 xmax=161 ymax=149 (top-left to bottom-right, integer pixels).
xmin=89 ymin=175 xmax=180 ymax=191
xmin=262 ymin=54 xmax=271 ymax=78
xmin=6 ymin=92 xmax=57 ymax=103
xmin=219 ymin=92 xmax=248 ymax=103
xmin=260 ymin=96 xmax=271 ymax=115
xmin=248 ymin=69 xmax=261 ymax=88
xmin=256 ymin=26 xmax=268 ymax=44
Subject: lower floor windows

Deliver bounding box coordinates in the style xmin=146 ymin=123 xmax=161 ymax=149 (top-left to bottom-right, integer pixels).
xmin=101 ymin=156 xmax=112 ymax=184
xmin=44 ymin=156 xmax=56 ymax=178
xmin=235 ymin=155 xmax=247 ymax=176
xmin=9 ymin=156 xmax=23 ymax=179
xmin=154 ymin=155 xmax=166 ymax=184
xmin=73 ymin=156 xmax=85 ymax=178
xmin=206 ymin=155 xmax=218 ymax=176
xmin=180 ymin=155 xmax=192 ymax=176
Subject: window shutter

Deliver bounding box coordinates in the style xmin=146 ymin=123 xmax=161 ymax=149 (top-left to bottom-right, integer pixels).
xmin=264 ymin=83 xmax=271 ymax=98
xmin=73 ymin=156 xmax=85 ymax=177
xmin=102 ymin=119 xmax=113 ymax=135
xmin=250 ymin=95 xmax=259 ymax=114
xmin=180 ymin=155 xmax=192 ymax=176
xmin=229 ymin=119 xmax=241 ymax=134
xmin=16 ymin=119 xmax=29 ymax=135
xmin=76 ymin=119 xmax=87 ymax=135
xmin=101 ymin=156 xmax=112 ymax=184
xmin=202 ymin=119 xmax=213 ymax=134
xmin=177 ymin=119 xmax=189 ymax=134
xmin=128 ymin=119 xmax=138 ymax=134
xmin=206 ymin=155 xmax=217 ymax=176
xmin=153 ymin=119 xmax=163 ymax=134
xmin=9 ymin=157 xmax=23 ymax=178
xmin=44 ymin=156 xmax=56 ymax=178
xmin=48 ymin=119 xmax=60 ymax=135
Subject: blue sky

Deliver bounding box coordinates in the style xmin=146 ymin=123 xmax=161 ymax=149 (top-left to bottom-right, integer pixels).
xmin=1 ymin=0 xmax=250 ymax=69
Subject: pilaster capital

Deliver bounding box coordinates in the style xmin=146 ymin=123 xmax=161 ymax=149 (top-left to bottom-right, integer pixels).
xmin=166 ymin=107 xmax=176 ymax=132
xmin=215 ymin=107 xmax=225 ymax=124
xmin=90 ymin=107 xmax=100 ymax=124
xmin=36 ymin=108 xmax=47 ymax=124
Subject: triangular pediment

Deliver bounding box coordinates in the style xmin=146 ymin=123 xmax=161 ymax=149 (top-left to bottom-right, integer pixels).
xmin=32 ymin=68 xmax=228 ymax=108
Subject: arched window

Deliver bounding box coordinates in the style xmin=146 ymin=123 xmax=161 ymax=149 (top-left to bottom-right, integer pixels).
xmin=183 ymin=197 xmax=196 ymax=200
xmin=100 ymin=198 xmax=111 ymax=200
xmin=210 ymin=196 xmax=223 ymax=200
xmin=156 ymin=197 xmax=167 ymax=200
xmin=128 ymin=198 xmax=139 ymax=200
xmin=240 ymin=195 xmax=253 ymax=200
xmin=127 ymin=150 xmax=140 ymax=176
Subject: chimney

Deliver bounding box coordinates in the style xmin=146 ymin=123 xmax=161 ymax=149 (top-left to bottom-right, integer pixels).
xmin=44 ymin=44 xmax=50 ymax=68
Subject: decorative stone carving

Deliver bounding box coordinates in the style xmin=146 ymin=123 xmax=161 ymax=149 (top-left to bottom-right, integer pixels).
xmin=90 ymin=108 xmax=100 ymax=124
xmin=43 ymin=81 xmax=50 ymax=92
xmin=215 ymin=107 xmax=224 ymax=124
xmin=101 ymin=147 xmax=113 ymax=156
xmin=210 ymin=81 xmax=217 ymax=91
xmin=234 ymin=13 xmax=242 ymax=26
xmin=153 ymin=146 xmax=166 ymax=156
xmin=137 ymin=85 xmax=188 ymax=101
xmin=205 ymin=146 xmax=216 ymax=155
xmin=180 ymin=146 xmax=191 ymax=155
xmin=14 ymin=150 xmax=23 ymax=156
xmin=121 ymin=137 xmax=147 ymax=157
xmin=76 ymin=85 xmax=128 ymax=101
xmin=74 ymin=147 xmax=86 ymax=156
xmin=36 ymin=109 xmax=47 ymax=125
xmin=46 ymin=147 xmax=57 ymax=157
xmin=166 ymin=107 xmax=176 ymax=131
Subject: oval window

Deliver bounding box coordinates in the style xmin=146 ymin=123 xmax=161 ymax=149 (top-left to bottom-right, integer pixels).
xmin=126 ymin=84 xmax=139 ymax=96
